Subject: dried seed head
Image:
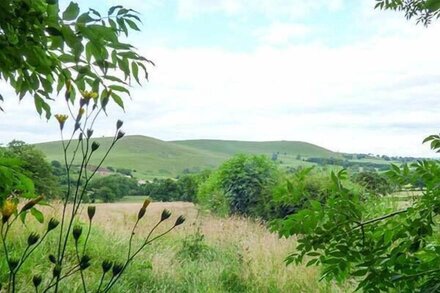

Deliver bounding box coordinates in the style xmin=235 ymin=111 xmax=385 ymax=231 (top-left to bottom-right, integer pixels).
xmin=48 ymin=254 xmax=57 ymax=264
xmin=137 ymin=207 xmax=146 ymax=220
xmin=142 ymin=199 xmax=151 ymax=209
xmin=87 ymin=206 xmax=96 ymax=221
xmin=8 ymin=258 xmax=19 ymax=270
xmin=53 ymin=265 xmax=61 ymax=277
xmin=160 ymin=209 xmax=172 ymax=222
xmin=112 ymin=263 xmax=124 ymax=276
xmin=102 ymin=260 xmax=112 ymax=273
xmin=21 ymin=195 xmax=44 ymax=212
xmin=87 ymin=129 xmax=94 ymax=138
xmin=27 ymin=233 xmax=40 ymax=246
xmin=79 ymin=132 xmax=84 ymax=141
xmin=72 ymin=225 xmax=82 ymax=241
xmin=32 ymin=275 xmax=42 ymax=288
xmin=80 ymin=255 xmax=91 ymax=270
xmin=174 ymin=215 xmax=186 ymax=227
xmin=116 ymin=131 xmax=125 ymax=140
xmin=116 ymin=120 xmax=123 ymax=129
xmin=91 ymin=141 xmax=100 ymax=152
xmin=48 ymin=218 xmax=60 ymax=232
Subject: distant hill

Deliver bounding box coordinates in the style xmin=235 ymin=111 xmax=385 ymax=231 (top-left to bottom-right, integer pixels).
xmin=171 ymin=139 xmax=339 ymax=158
xmin=35 ymin=135 xmax=340 ymax=179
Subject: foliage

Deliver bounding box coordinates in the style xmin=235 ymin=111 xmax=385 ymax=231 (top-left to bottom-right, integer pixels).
xmin=0 ymin=0 xmax=152 ymax=116
xmin=0 ymin=1 xmax=187 ymax=292
xmin=142 ymin=173 xmax=207 ymax=202
xmin=2 ymin=140 xmax=60 ymax=198
xmin=89 ymin=174 xmax=138 ymax=202
xmin=272 ymin=143 xmax=440 ymax=291
xmin=176 ymin=228 xmax=214 ymax=262
xmin=352 ymin=171 xmax=396 ymax=195
xmin=197 ymin=154 xmax=278 ymax=218
xmin=375 ymin=0 xmax=440 ymax=26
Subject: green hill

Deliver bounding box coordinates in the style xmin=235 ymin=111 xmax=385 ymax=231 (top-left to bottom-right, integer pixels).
xmin=171 ymin=139 xmax=339 ymax=158
xmin=35 ymin=135 xmax=339 ymax=179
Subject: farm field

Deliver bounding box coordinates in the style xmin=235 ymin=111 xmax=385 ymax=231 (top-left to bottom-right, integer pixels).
xmin=4 ymin=202 xmax=353 ymax=292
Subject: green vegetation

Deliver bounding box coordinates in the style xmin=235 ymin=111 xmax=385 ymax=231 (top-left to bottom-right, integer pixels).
xmin=35 ymin=135 xmax=407 ymax=179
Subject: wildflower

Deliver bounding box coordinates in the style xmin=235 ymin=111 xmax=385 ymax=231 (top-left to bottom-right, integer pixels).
xmin=54 ymin=114 xmax=69 ymax=130
xmin=1 ymin=199 xmax=17 ymax=222
xmin=8 ymin=258 xmax=19 ymax=270
xmin=53 ymin=265 xmax=61 ymax=277
xmin=116 ymin=120 xmax=123 ymax=129
xmin=137 ymin=199 xmax=151 ymax=220
xmin=87 ymin=206 xmax=96 ymax=221
xmin=27 ymin=233 xmax=40 ymax=246
xmin=174 ymin=215 xmax=186 ymax=227
xmin=160 ymin=209 xmax=172 ymax=222
xmin=112 ymin=263 xmax=124 ymax=276
xmin=80 ymin=90 xmax=98 ymax=101
xmin=48 ymin=254 xmax=57 ymax=264
xmin=32 ymin=275 xmax=42 ymax=288
xmin=87 ymin=129 xmax=94 ymax=138
xmin=91 ymin=141 xmax=100 ymax=152
xmin=73 ymin=225 xmax=82 ymax=241
xmin=116 ymin=131 xmax=125 ymax=140
xmin=80 ymin=255 xmax=91 ymax=270
xmin=21 ymin=195 xmax=44 ymax=212
xmin=102 ymin=260 xmax=112 ymax=273
xmin=77 ymin=108 xmax=85 ymax=121
xmin=47 ymin=218 xmax=60 ymax=232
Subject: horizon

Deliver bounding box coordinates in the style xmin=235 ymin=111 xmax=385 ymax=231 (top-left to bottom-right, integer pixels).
xmin=1 ymin=0 xmax=439 ymax=157
xmin=2 ymin=134 xmax=430 ymax=158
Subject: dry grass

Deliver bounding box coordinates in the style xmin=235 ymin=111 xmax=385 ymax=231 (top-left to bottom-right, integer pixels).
xmin=67 ymin=201 xmax=350 ymax=292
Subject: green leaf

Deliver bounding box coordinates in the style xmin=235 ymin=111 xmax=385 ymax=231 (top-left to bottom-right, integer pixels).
xmin=63 ymin=2 xmax=80 ymax=21
xmin=132 ymin=62 xmax=140 ymax=84
xmin=31 ymin=208 xmax=44 ymax=223
xmin=109 ymin=85 xmax=130 ymax=95
xmin=110 ymin=91 xmax=124 ymax=109
xmin=46 ymin=27 xmax=63 ymax=36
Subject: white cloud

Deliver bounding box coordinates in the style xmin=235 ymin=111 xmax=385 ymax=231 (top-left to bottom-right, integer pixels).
xmin=176 ymin=0 xmax=344 ymax=19
xmin=1 ymin=1 xmax=440 ymax=157
xmin=254 ymin=22 xmax=311 ymax=45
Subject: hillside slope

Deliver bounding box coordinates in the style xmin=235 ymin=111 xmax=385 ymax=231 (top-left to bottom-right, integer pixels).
xmin=36 ymin=135 xmax=228 ymax=179
xmin=35 ymin=136 xmax=340 ymax=179
xmin=171 ymin=139 xmax=339 ymax=158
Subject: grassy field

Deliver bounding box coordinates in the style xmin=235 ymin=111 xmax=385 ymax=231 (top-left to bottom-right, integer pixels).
xmin=2 ymin=202 xmax=353 ymax=292
xmin=34 ymin=135 xmax=340 ymax=179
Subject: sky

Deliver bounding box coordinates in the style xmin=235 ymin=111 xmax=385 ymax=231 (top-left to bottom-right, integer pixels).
xmin=1 ymin=0 xmax=440 ymax=157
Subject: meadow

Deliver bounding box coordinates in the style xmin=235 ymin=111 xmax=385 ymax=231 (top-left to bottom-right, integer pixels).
xmin=2 ymin=201 xmax=353 ymax=292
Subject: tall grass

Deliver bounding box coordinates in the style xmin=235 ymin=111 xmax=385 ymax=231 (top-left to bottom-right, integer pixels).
xmin=1 ymin=202 xmax=352 ymax=292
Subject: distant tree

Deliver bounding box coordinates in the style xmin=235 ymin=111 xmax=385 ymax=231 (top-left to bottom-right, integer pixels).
xmin=89 ymin=174 xmax=138 ymax=201
xmin=4 ymin=140 xmax=60 ymax=198
xmin=116 ymin=168 xmax=133 ymax=177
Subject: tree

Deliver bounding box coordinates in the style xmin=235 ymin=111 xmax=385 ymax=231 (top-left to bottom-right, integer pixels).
xmin=3 ymin=140 xmax=60 ymax=198
xmin=0 ymin=0 xmax=152 ymax=116
xmin=375 ymin=0 xmax=440 ymax=26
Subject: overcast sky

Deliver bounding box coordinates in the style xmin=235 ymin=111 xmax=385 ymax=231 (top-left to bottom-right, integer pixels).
xmin=1 ymin=0 xmax=440 ymax=157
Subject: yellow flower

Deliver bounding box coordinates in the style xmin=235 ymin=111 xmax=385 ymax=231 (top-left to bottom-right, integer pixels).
xmin=1 ymin=200 xmax=17 ymax=221
xmin=54 ymin=114 xmax=69 ymax=130
xmin=80 ymin=90 xmax=98 ymax=101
